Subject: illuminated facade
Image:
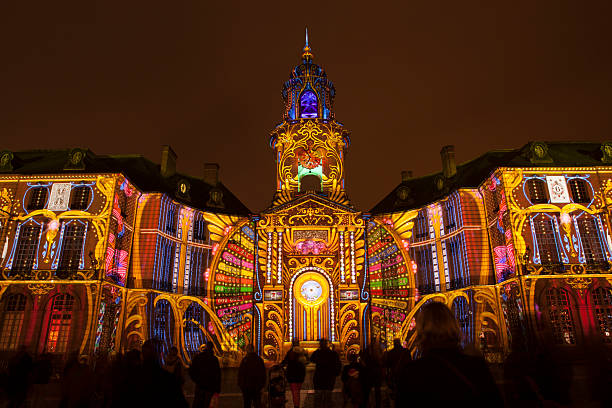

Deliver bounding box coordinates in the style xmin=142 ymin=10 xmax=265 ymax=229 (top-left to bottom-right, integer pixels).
xmin=1 ymin=42 xmax=611 ymax=367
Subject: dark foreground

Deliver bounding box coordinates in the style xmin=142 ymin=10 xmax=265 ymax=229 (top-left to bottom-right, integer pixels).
xmin=0 ymin=361 xmax=608 ymax=408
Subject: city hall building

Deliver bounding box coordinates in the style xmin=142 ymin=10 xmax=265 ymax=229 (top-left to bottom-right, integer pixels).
xmin=0 ymin=42 xmax=611 ymax=366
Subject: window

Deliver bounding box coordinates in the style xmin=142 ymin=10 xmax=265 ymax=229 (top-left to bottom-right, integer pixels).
xmin=70 ymin=186 xmax=90 ymax=210
xmin=504 ymin=292 xmax=523 ymax=342
xmin=534 ymin=216 xmax=560 ymax=264
xmin=27 ymin=187 xmax=48 ymax=211
xmin=591 ymin=287 xmax=612 ymax=343
xmin=193 ymin=215 xmax=208 ymax=242
xmin=0 ymin=294 xmax=26 ymax=351
xmin=411 ymin=245 xmax=436 ymax=293
xmin=413 ymin=211 xmax=429 ymax=241
xmin=577 ymin=217 xmax=605 ymax=264
xmin=57 ymin=223 xmax=86 ymax=278
xmin=452 ymin=297 xmax=471 ymax=346
xmin=568 ymin=179 xmax=590 ymax=204
xmin=527 ymin=179 xmax=548 ymax=204
xmin=446 ymin=237 xmax=466 ymax=288
xmin=165 ymin=207 xmax=177 ymax=234
xmin=546 ymin=288 xmax=576 ymax=345
xmin=45 ymin=294 xmax=74 ymax=353
xmin=152 ymin=299 xmax=172 ymax=358
xmin=443 ymin=200 xmax=457 ymax=232
xmin=11 ymin=223 xmax=41 ymax=275
xmin=155 ymin=239 xmax=175 ymax=292
xmin=486 ymin=189 xmax=500 ymax=217
xmin=299 ymin=90 xmax=318 ymax=118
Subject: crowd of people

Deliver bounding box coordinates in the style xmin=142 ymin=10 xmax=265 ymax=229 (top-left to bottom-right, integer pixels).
xmin=1 ymin=301 xmax=611 ymax=407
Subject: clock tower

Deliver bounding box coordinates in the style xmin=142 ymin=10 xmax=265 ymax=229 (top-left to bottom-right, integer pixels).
xmin=255 ymin=35 xmax=368 ymax=361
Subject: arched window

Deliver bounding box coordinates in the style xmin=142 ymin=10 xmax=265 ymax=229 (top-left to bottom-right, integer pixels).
xmin=526 ymin=179 xmax=548 ymax=204
xmin=27 ymin=187 xmax=48 ymax=211
xmin=545 ymin=288 xmax=576 ymax=345
xmin=591 ymin=287 xmax=612 ymax=343
xmin=45 ymin=294 xmax=74 ymax=353
xmin=452 ymin=296 xmax=471 ymax=346
xmin=11 ymin=223 xmax=41 ymax=275
xmin=0 ymin=294 xmax=26 ymax=351
xmin=299 ymin=90 xmax=318 ymax=118
xmin=533 ymin=215 xmax=560 ymax=265
xmin=299 ymin=174 xmax=321 ymax=192
xmin=577 ymin=216 xmax=605 ymax=264
xmin=184 ymin=303 xmax=206 ymax=360
xmin=568 ymin=178 xmax=591 ymax=204
xmin=57 ymin=222 xmax=86 ymax=278
xmin=70 ymin=186 xmax=90 ymax=210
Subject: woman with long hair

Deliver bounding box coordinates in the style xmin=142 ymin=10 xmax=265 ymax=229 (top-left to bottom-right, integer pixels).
xmin=396 ymin=302 xmax=503 ymax=407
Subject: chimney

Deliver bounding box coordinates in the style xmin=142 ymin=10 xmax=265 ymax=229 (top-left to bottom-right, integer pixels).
xmin=440 ymin=145 xmax=456 ymax=178
xmin=401 ymin=170 xmax=413 ymax=182
xmin=160 ymin=145 xmax=177 ymax=177
xmin=203 ymin=163 xmax=220 ymax=186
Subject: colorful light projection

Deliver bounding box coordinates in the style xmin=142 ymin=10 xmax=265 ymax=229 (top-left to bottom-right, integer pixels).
xmin=3 ymin=176 xmax=116 ymax=283
xmin=210 ymin=222 xmax=255 ymax=348
xmin=299 ymin=90 xmax=318 ymax=118
xmin=367 ymin=219 xmax=413 ymax=348
xmin=502 ymin=170 xmax=612 ymax=274
xmin=105 ymin=177 xmax=138 ymax=286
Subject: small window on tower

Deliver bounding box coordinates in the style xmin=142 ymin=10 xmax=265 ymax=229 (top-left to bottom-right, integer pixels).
xmin=300 ymin=174 xmax=321 ymax=192
xmin=299 ymin=91 xmax=318 ymax=118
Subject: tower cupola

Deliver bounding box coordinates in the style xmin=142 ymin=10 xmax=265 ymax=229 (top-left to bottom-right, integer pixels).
xmin=269 ymin=32 xmax=351 ymax=207
xmin=282 ymin=30 xmax=336 ymax=121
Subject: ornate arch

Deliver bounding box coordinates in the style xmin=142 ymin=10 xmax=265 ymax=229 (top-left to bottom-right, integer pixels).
xmin=288 ymin=266 xmax=335 ymax=342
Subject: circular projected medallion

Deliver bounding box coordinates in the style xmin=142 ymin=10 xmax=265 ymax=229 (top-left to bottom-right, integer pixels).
xmin=300 ymin=280 xmax=323 ymax=302
xmin=293 ymin=271 xmax=329 ymax=308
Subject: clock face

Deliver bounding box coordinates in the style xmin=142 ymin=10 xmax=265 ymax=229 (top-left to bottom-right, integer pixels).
xmin=300 ymin=280 xmax=323 ymax=302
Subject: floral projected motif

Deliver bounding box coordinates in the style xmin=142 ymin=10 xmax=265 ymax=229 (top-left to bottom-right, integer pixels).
xmin=295 ymin=239 xmax=326 ymax=255
xmin=299 ymin=90 xmax=318 ymax=118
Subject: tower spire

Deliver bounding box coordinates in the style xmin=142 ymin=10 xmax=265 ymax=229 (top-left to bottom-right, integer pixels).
xmin=302 ymin=27 xmax=313 ymax=62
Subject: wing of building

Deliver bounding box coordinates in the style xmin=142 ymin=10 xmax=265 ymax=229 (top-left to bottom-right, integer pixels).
xmin=1 ymin=40 xmax=611 ymax=368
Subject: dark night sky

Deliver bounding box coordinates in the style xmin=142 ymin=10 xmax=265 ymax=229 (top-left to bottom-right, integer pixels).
xmin=1 ymin=1 xmax=611 ymax=212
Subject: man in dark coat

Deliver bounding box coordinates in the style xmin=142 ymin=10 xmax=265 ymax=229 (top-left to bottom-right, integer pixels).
xmin=237 ymin=344 xmax=266 ymax=408
xmin=189 ymin=343 xmax=221 ymax=408
xmin=310 ymin=338 xmax=341 ymax=408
